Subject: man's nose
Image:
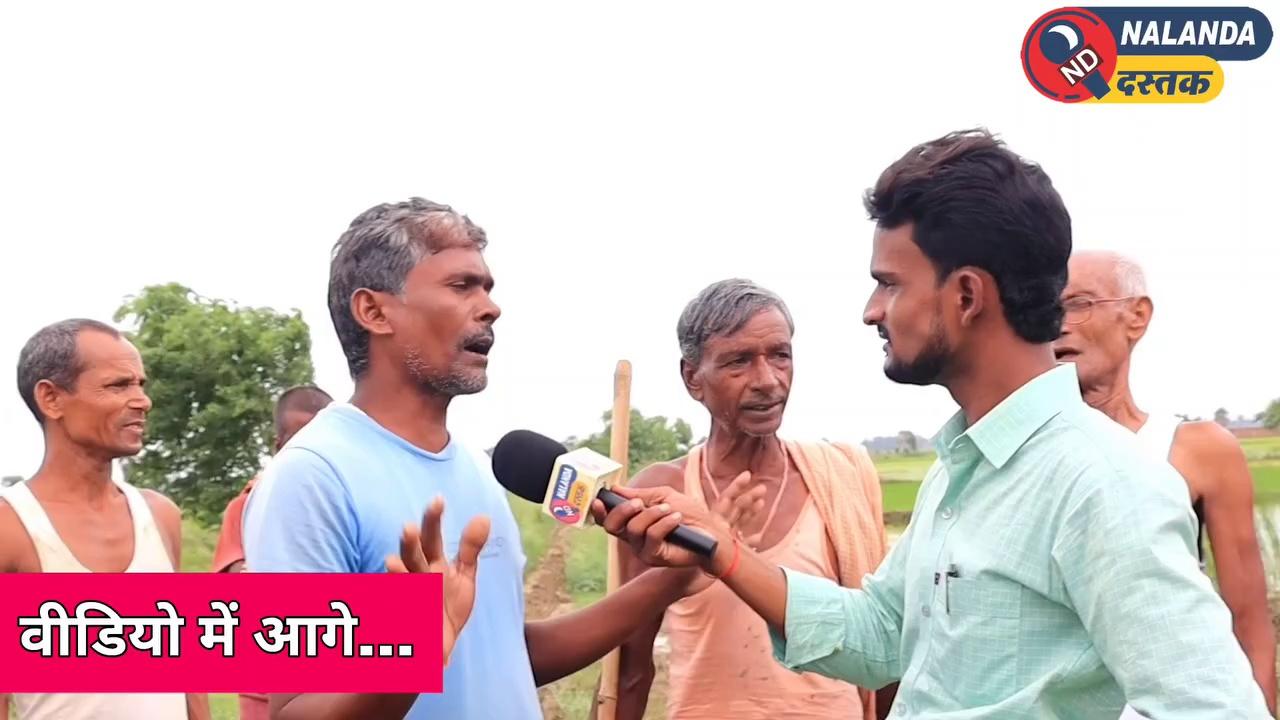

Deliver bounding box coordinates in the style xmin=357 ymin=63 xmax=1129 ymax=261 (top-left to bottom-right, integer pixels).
xmin=479 ymin=294 xmax=501 ymax=324
xmin=748 ymin=356 xmax=782 ymax=389
xmin=863 ymin=295 xmax=882 ymax=326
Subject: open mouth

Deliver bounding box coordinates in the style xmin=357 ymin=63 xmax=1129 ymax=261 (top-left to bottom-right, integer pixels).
xmin=123 ymin=421 xmax=147 ymax=433
xmin=462 ymin=334 xmax=494 ymax=356
xmin=742 ymin=401 xmax=783 ymax=414
xmin=1054 ymin=347 xmax=1080 ymax=362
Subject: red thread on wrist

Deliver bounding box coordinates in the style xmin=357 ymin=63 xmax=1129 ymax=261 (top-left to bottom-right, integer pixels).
xmin=711 ymin=537 xmax=741 ymax=581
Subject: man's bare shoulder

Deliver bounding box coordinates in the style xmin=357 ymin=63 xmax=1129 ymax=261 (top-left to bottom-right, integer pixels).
xmin=139 ymin=488 xmax=182 ymax=524
xmin=1172 ymin=421 xmax=1252 ymax=497
xmin=0 ymin=497 xmax=38 ymax=572
xmin=627 ymin=458 xmax=689 ymax=491
xmin=138 ymin=489 xmax=184 ymax=549
xmin=1175 ymin=420 xmax=1247 ymax=464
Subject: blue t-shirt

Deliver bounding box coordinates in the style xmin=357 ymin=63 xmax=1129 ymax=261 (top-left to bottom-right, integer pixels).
xmin=242 ymin=403 xmax=541 ymax=720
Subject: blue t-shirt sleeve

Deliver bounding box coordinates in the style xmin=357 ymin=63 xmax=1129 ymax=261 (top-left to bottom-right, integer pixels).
xmin=243 ymin=447 xmax=360 ymax=573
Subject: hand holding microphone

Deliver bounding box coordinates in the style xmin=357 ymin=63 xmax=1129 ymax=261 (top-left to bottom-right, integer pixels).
xmin=492 ymin=430 xmax=724 ymax=557
xmin=491 ymin=430 xmax=768 ymax=570
xmin=589 ymin=484 xmax=742 ymax=577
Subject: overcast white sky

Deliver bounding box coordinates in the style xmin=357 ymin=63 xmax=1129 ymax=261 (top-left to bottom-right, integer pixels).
xmin=1 ymin=1 xmax=1276 ymax=479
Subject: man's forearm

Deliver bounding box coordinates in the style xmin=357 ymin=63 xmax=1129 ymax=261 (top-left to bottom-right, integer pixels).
xmin=270 ymin=692 xmax=419 ymax=720
xmin=715 ymin=541 xmax=789 ymax=632
xmin=615 ymin=650 xmax=657 ymax=720
xmin=526 ymin=567 xmax=685 ymax=686
xmin=186 ymin=693 xmax=211 ymax=720
xmin=1236 ymin=615 xmax=1278 ymax=714
xmin=717 ymin=540 xmax=903 ymax=689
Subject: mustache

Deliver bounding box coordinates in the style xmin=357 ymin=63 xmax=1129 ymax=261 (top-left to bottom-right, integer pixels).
xmin=877 ymin=326 xmax=890 ymax=341
xmin=460 ymin=328 xmax=495 ymax=348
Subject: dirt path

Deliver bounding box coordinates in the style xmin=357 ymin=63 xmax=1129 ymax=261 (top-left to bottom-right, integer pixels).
xmin=525 ymin=525 xmax=575 ymax=720
xmin=525 ymin=524 xmax=573 ymax=619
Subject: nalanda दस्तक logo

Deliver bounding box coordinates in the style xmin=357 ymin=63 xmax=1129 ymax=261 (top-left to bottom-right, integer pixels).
xmin=1021 ymin=6 xmax=1272 ymax=103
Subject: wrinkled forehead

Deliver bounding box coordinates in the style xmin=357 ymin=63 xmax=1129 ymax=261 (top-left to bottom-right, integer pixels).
xmin=75 ymin=331 xmax=145 ymax=378
xmin=1065 ymin=254 xmax=1119 ymax=297
xmin=702 ymin=307 xmax=793 ymax=356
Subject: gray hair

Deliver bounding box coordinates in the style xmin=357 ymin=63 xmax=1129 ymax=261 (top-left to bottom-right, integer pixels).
xmin=328 ymin=197 xmax=488 ymax=378
xmin=17 ymin=319 xmax=121 ymax=424
xmin=1110 ymin=254 xmax=1148 ymax=297
xmin=1077 ymin=249 xmax=1148 ymax=297
xmin=677 ymin=279 xmax=795 ymax=365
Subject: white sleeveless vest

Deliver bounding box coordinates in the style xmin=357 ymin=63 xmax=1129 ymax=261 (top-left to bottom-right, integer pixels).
xmin=1123 ymin=414 xmax=1192 ymax=720
xmin=0 ymin=479 xmax=189 ymax=720
xmin=1135 ymin=413 xmax=1181 ymax=461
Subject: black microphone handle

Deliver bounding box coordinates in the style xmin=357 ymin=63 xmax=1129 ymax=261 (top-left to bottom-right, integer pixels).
xmin=597 ymin=488 xmax=719 ymax=558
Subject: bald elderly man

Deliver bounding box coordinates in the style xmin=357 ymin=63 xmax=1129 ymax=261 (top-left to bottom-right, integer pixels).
xmin=1055 ymin=250 xmax=1276 ymax=712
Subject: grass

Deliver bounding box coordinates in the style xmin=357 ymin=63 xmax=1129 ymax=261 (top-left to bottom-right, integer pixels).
xmin=210 ymin=694 xmax=238 ymax=720
xmin=181 ymin=516 xmax=219 ymax=572
xmin=507 ymin=493 xmax=557 ymax=576
xmin=566 ymin=528 xmax=609 ymax=606
xmin=882 ymin=479 xmax=922 ymax=515
xmin=874 ymin=441 xmax=1280 ymax=512
xmin=874 ymin=452 xmax=936 ymax=482
xmin=1254 ymin=463 xmax=1280 ymax=501
xmin=1243 ymin=435 xmax=1280 ymax=463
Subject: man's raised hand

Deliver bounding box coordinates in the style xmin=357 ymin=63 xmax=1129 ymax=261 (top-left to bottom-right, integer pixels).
xmin=386 ymin=497 xmax=490 ymax=666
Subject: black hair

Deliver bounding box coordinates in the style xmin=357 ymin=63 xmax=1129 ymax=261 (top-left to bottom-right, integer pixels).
xmin=864 ymin=128 xmax=1071 ymax=342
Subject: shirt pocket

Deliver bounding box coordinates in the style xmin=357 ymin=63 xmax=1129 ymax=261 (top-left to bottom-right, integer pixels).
xmin=935 ymin=577 xmax=1023 ymax=702
xmin=948 ymin=577 xmax=1022 ymax=618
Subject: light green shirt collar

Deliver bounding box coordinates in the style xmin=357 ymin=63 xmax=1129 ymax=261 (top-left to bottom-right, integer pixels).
xmin=935 ymin=363 xmax=1082 ymax=470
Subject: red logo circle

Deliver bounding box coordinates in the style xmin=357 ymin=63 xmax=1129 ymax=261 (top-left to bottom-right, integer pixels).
xmin=1022 ymin=7 xmax=1118 ymax=103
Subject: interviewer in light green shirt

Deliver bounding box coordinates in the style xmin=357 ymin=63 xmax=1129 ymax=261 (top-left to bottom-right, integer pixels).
xmin=594 ymin=129 xmax=1268 ymax=718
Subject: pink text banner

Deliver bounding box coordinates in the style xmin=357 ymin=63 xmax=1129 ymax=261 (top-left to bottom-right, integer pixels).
xmin=0 ymin=573 xmax=443 ymax=694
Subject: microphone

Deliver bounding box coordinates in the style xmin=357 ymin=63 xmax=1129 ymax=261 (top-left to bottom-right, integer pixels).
xmin=1038 ymin=18 xmax=1111 ymax=99
xmin=491 ymin=430 xmax=719 ymax=558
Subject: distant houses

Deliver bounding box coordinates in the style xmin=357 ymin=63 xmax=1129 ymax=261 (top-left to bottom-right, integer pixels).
xmin=863 ymin=431 xmax=933 ymax=456
xmin=1227 ymin=418 xmax=1279 ymax=440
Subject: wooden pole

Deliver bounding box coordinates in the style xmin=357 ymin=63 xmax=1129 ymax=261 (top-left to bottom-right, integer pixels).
xmin=596 ymin=359 xmax=632 ymax=720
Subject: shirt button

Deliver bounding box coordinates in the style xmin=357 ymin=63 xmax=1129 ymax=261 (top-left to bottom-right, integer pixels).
xmin=940 ymin=506 xmax=954 ymax=520
xmin=921 ymin=604 xmax=931 ymax=618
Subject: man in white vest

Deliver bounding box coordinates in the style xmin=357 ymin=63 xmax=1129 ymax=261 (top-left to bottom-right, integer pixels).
xmin=1054 ymin=250 xmax=1276 ymax=714
xmin=0 ymin=318 xmax=208 ymax=720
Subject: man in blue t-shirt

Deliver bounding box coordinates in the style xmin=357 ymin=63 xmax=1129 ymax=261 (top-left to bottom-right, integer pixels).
xmin=243 ymin=198 xmax=713 ymax=720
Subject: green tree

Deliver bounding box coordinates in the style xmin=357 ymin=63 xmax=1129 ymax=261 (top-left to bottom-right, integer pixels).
xmin=114 ymin=283 xmax=315 ymax=524
xmin=566 ymin=408 xmax=694 ymax=478
xmin=1214 ymin=407 xmax=1230 ymax=427
xmin=1265 ymin=398 xmax=1280 ymax=430
xmin=896 ymin=430 xmax=918 ymax=454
